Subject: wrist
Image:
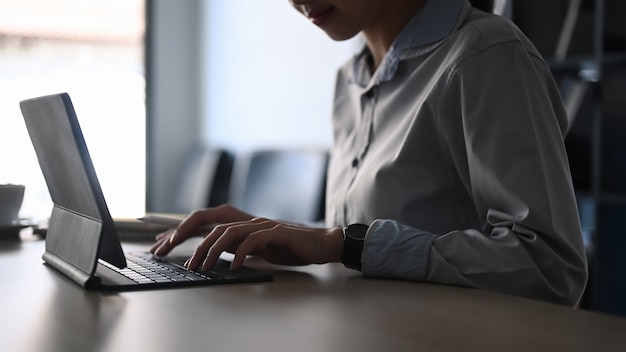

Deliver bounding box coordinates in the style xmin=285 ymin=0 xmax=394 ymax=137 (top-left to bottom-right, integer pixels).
xmin=340 ymin=223 xmax=369 ymax=271
xmin=324 ymin=227 xmax=345 ymax=263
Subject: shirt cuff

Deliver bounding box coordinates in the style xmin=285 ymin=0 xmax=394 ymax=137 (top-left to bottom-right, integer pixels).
xmin=361 ymin=219 xmax=437 ymax=281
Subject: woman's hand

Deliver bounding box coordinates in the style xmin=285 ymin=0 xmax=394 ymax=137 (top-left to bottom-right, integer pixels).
xmin=150 ymin=204 xmax=254 ymax=256
xmin=150 ymin=204 xmax=344 ymax=271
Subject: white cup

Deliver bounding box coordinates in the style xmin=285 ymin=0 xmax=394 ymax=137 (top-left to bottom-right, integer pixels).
xmin=0 ymin=184 xmax=25 ymax=226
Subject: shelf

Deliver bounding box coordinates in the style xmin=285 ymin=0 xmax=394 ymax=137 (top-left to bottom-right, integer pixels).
xmin=512 ymin=0 xmax=626 ymax=317
xmin=575 ymin=191 xmax=626 ymax=204
xmin=546 ymin=52 xmax=626 ymax=78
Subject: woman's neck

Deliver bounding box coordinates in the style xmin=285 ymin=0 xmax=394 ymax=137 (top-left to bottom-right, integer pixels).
xmin=361 ymin=0 xmax=427 ymax=72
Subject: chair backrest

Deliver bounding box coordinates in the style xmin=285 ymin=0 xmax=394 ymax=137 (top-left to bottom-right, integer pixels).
xmin=230 ymin=149 xmax=328 ymax=223
xmin=173 ymin=147 xmax=234 ymax=213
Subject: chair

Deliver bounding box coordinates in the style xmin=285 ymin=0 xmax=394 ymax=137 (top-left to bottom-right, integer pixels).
xmin=229 ymin=149 xmax=329 ymax=223
xmin=173 ymin=147 xmax=234 ymax=213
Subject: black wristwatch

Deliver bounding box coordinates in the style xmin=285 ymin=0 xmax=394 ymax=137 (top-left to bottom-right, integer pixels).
xmin=341 ymin=223 xmax=369 ymax=271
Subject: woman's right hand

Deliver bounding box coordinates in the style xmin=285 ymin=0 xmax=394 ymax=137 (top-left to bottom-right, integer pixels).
xmin=149 ymin=204 xmax=254 ymax=257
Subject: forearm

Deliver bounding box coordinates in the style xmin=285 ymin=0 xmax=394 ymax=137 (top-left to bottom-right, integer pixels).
xmin=361 ymin=220 xmax=436 ymax=281
xmin=321 ymin=226 xmax=345 ymax=263
xmin=361 ymin=216 xmax=588 ymax=307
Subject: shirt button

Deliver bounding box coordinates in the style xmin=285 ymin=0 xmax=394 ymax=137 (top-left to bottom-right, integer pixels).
xmin=352 ymin=158 xmax=359 ymax=168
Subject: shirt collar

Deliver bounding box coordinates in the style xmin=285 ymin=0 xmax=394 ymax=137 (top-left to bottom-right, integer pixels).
xmin=352 ymin=0 xmax=468 ymax=86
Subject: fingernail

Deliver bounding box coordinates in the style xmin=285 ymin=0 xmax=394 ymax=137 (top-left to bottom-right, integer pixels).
xmin=168 ymin=231 xmax=177 ymax=244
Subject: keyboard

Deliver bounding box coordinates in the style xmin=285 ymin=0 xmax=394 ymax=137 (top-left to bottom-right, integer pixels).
xmin=99 ymin=252 xmax=224 ymax=285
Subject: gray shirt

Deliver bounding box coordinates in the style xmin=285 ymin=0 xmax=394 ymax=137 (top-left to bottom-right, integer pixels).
xmin=325 ymin=0 xmax=588 ymax=306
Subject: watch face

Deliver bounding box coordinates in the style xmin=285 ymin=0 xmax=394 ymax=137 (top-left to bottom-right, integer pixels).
xmin=345 ymin=223 xmax=369 ymax=240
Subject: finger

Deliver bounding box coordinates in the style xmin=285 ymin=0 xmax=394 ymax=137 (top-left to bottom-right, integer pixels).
xmin=152 ymin=228 xmax=215 ymax=256
xmin=169 ymin=205 xmax=253 ymax=247
xmin=150 ymin=229 xmax=175 ymax=254
xmin=185 ymin=223 xmax=232 ymax=270
xmin=155 ymin=231 xmax=171 ymax=240
xmin=156 ymin=210 xmax=224 ymax=257
xmin=154 ymin=232 xmax=184 ymax=256
xmin=229 ymin=226 xmax=289 ymax=269
xmin=203 ymin=220 xmax=283 ymax=270
xmin=190 ymin=218 xmax=266 ymax=270
xmin=193 ymin=218 xmax=272 ymax=271
xmin=151 ymin=231 xmax=174 ymax=248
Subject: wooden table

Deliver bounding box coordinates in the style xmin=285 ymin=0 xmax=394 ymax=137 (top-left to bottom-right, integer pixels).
xmin=2 ymin=234 xmax=625 ymax=352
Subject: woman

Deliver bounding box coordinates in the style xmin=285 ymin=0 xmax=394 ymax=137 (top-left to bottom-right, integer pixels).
xmin=151 ymin=0 xmax=588 ymax=306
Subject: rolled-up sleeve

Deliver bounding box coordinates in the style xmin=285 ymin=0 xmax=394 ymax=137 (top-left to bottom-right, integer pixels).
xmin=362 ymin=220 xmax=437 ymax=281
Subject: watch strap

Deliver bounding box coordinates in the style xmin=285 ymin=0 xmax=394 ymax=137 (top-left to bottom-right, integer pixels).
xmin=341 ymin=223 xmax=369 ymax=271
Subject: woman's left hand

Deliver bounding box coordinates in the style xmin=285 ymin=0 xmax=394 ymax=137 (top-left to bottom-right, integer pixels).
xmin=184 ymin=217 xmax=344 ymax=271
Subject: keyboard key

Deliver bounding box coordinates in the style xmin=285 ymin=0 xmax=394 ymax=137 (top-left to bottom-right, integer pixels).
xmin=100 ymin=252 xmax=228 ymax=285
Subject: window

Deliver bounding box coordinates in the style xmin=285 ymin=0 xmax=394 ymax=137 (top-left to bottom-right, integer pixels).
xmin=0 ymin=0 xmax=146 ymax=220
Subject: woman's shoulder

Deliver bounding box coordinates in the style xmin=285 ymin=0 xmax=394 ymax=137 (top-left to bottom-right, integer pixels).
xmin=452 ymin=9 xmax=540 ymax=57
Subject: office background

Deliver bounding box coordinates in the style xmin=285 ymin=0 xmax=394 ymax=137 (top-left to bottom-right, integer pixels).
xmin=146 ymin=0 xmax=358 ymax=214
xmin=148 ymin=0 xmax=626 ymax=317
xmin=1 ymin=0 xmax=625 ymax=317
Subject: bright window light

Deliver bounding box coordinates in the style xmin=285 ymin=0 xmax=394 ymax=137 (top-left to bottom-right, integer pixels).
xmin=0 ymin=0 xmax=146 ymax=220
